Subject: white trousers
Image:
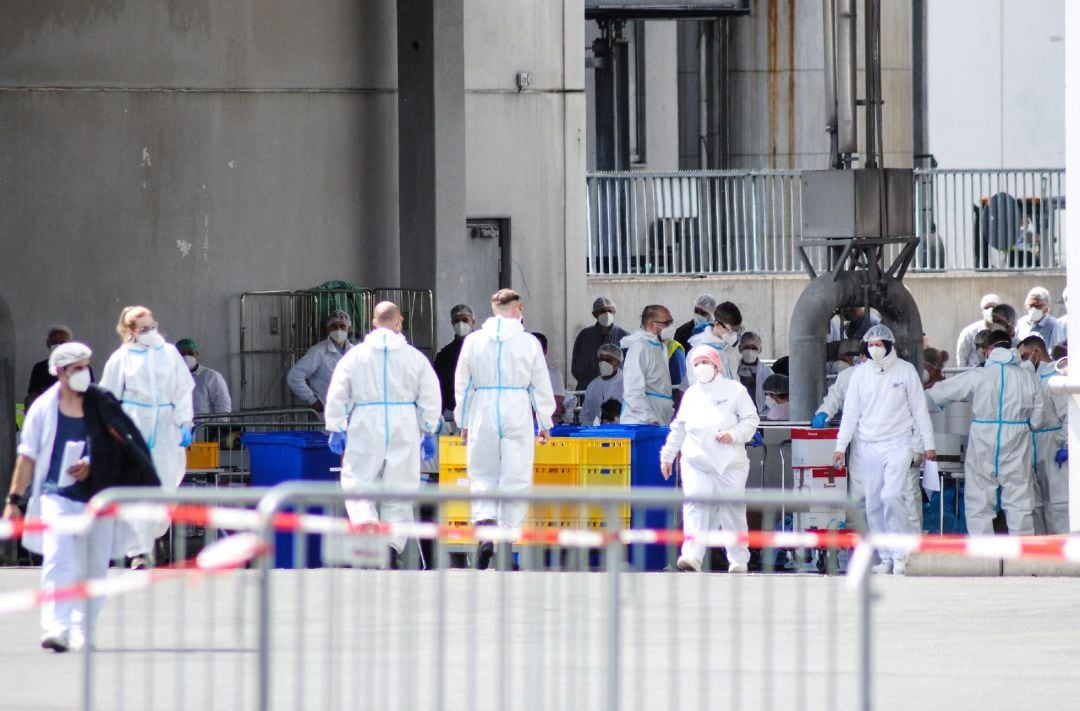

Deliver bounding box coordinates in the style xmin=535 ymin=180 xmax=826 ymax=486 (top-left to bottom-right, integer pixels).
xmin=965 ymin=463 xmax=1035 ymax=536
xmin=40 ymin=494 xmax=115 ymax=637
xmin=1032 ymin=430 xmax=1069 ymax=535
xmin=680 ymin=460 xmax=750 ymax=566
xmin=467 ymin=427 xmax=534 ymax=528
xmin=343 ymin=459 xmax=418 ymax=555
xmin=851 ymin=437 xmax=918 ymax=562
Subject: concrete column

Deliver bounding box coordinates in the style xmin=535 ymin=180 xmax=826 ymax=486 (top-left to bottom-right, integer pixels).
xmin=0 ymin=296 xmax=14 ymax=563
xmin=396 ymin=0 xmax=466 ymax=336
xmin=1065 ymin=0 xmax=1079 ymax=531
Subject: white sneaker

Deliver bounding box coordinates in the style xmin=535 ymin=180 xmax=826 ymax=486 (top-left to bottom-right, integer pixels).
xmin=892 ymin=558 xmax=907 ymax=576
xmin=870 ymin=560 xmax=893 ymax=575
xmin=41 ymin=631 xmax=69 ymax=653
xmin=728 ymin=561 xmax=749 ymax=574
xmin=676 ymin=556 xmax=701 ymax=572
xmin=68 ymin=630 xmax=87 ymax=651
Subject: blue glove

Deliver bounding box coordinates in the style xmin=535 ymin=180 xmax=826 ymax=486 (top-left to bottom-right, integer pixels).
xmin=328 ymin=431 xmax=347 ymax=456
xmin=749 ymin=431 xmax=764 ymax=448
xmin=1055 ymin=445 xmax=1068 ymax=468
xmin=421 ymin=434 xmax=437 ymax=461
xmin=179 ymin=425 xmax=193 ymax=447
xmin=811 ymin=412 xmax=829 ymax=429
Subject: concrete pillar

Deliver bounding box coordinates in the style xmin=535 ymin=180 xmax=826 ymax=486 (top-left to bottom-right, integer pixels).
xmin=0 ymin=294 xmax=15 ymax=563
xmin=396 ymin=0 xmax=466 ymax=339
xmin=1065 ymin=1 xmax=1079 ymax=531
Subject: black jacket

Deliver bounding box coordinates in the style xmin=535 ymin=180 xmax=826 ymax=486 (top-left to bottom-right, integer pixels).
xmin=81 ymin=385 xmax=160 ymax=497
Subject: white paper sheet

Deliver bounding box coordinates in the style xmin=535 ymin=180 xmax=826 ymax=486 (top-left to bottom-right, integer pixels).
xmin=921 ymin=459 xmax=940 ymax=493
xmin=58 ymin=440 xmax=86 ymax=488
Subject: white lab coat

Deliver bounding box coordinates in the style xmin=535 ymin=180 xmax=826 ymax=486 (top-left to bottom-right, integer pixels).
xmin=191 ymin=365 xmax=231 ymax=416
xmin=956 ymin=318 xmax=992 ymax=368
xmin=454 ymin=316 xmax=556 ymax=527
xmin=927 ymin=348 xmax=1054 ymax=535
xmin=620 ymin=330 xmax=674 ymax=425
xmin=661 ymin=377 xmax=759 ymax=567
xmin=580 ymin=370 xmax=624 ymax=425
xmin=286 ymin=338 xmax=352 ymax=407
xmin=100 ymin=338 xmax=195 ymax=555
xmin=324 ymin=328 xmax=441 ymax=553
xmin=1031 ymin=361 xmax=1069 ymax=534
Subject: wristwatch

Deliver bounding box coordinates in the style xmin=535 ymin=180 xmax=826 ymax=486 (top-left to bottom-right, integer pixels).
xmin=5 ymin=493 xmax=23 ymax=507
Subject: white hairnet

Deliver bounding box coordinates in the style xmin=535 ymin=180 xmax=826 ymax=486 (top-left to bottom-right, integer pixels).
xmin=326 ymin=309 xmax=351 ymax=326
xmin=596 ymin=343 xmax=623 ymax=363
xmin=1026 ymin=286 xmax=1051 ymax=305
xmin=48 ymin=342 xmax=92 ymax=376
xmin=980 ymin=293 xmax=1002 ymax=309
xmin=450 ymin=303 xmax=474 ymax=319
xmin=694 ymin=293 xmax=718 ymax=312
xmin=862 ymin=324 xmax=895 ymax=343
xmin=592 ymin=296 xmax=615 ymax=312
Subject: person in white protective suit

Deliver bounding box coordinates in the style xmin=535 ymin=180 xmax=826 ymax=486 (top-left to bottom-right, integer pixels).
xmin=619 ymin=305 xmax=675 ymax=424
xmin=286 ymin=310 xmax=354 ymax=412
xmin=955 ymin=293 xmax=1002 ymax=368
xmin=926 ymin=328 xmax=1053 ymax=536
xmin=661 ymin=347 xmax=760 ymax=573
xmin=324 ymin=302 xmax=442 ymax=567
xmin=832 ymin=325 xmax=936 ymax=575
xmin=454 ymin=289 xmax=556 ymax=569
xmin=100 ymin=306 xmax=195 ymax=569
xmin=686 ymin=301 xmax=743 ymax=384
xmin=1017 ymin=335 xmax=1069 ymax=534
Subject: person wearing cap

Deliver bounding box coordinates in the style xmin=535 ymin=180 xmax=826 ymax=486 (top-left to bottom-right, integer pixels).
xmin=176 ymin=338 xmax=232 ymax=416
xmin=761 ymin=374 xmax=790 ymax=421
xmin=286 ymin=309 xmax=354 ymax=411
xmin=955 ymin=294 xmax=1002 ymax=367
xmin=833 ymin=324 xmax=936 ymax=575
xmin=928 ymin=328 xmax=1053 ymax=537
xmin=5 ymin=343 xmax=158 ymax=653
xmin=660 ymin=346 xmax=760 ymax=573
xmin=433 ymin=304 xmax=475 ymax=422
xmin=1016 ymin=286 xmax=1065 ymax=352
xmin=673 ymin=293 xmax=718 ymax=352
xmin=736 ymin=331 xmax=773 ymax=413
xmin=580 ymin=344 xmax=625 ymax=425
xmin=100 ymin=306 xmax=195 ymax=570
xmin=570 ymin=296 xmax=629 ymax=391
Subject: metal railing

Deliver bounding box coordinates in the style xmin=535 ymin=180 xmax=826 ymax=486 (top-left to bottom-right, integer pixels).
xmin=586 ymin=168 xmax=1066 ymax=277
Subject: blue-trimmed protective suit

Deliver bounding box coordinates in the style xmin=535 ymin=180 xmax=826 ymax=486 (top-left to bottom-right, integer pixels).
xmin=1032 ymin=360 xmax=1069 ymax=534
xmin=454 ymin=316 xmax=556 ymax=527
xmin=620 ymin=329 xmax=675 ymax=424
xmin=324 ymin=328 xmax=441 ymax=553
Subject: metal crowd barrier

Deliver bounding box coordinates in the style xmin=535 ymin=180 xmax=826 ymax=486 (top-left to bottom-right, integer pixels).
xmin=33 ymin=483 xmax=868 ymax=711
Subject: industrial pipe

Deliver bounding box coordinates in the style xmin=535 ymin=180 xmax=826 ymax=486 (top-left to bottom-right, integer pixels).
xmin=835 ymin=0 xmax=857 ymax=158
xmin=823 ymin=0 xmax=838 ymax=166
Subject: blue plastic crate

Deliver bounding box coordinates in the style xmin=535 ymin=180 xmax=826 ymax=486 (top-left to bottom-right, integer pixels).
xmin=242 ymin=431 xmax=341 ymax=568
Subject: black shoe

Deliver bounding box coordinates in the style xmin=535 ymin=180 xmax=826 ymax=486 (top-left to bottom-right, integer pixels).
xmin=475 ymin=519 xmax=497 ymax=570
xmin=388 ymin=547 xmax=401 ymax=570
xmin=129 ymin=554 xmax=154 ymax=571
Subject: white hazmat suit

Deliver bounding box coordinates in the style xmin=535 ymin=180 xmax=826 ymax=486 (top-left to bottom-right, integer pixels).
xmin=927 ymin=347 xmax=1053 ymax=535
xmin=686 ymin=329 xmax=741 ymax=383
xmin=454 ymin=317 xmax=556 ymax=527
xmin=100 ymin=337 xmax=194 ymax=556
xmin=661 ymin=365 xmax=760 ymax=568
xmin=325 ymin=328 xmax=441 ymax=553
xmin=1031 ymin=361 xmax=1068 ymax=534
xmin=620 ymin=329 xmax=674 ymax=424
xmin=287 ymin=338 xmax=352 ymax=407
xmin=836 ymin=348 xmax=934 ymax=564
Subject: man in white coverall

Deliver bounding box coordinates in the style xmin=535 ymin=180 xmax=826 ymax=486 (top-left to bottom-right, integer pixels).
xmin=620 ymin=305 xmax=675 ymax=424
xmin=832 ymin=325 xmax=936 ymax=575
xmin=661 ymin=347 xmax=760 ymax=573
xmin=454 ymin=289 xmax=556 ymax=569
xmin=1017 ymin=335 xmax=1069 ymax=534
xmin=928 ymin=329 xmax=1052 ymax=538
xmin=324 ymin=302 xmax=441 ymax=567
xmin=100 ymin=305 xmax=195 ymax=569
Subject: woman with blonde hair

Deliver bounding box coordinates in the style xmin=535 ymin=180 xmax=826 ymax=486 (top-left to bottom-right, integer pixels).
xmin=100 ymin=306 xmax=194 ymax=568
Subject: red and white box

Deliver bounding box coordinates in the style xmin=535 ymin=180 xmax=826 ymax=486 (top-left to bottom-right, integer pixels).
xmin=791 ymin=428 xmax=839 ymax=468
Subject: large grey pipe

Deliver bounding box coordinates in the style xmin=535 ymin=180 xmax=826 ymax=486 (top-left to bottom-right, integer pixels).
xmin=789 ymin=271 xmax=924 ymax=420
xmin=835 ymin=0 xmax=857 ymax=157
xmin=823 ymin=0 xmax=839 ymax=166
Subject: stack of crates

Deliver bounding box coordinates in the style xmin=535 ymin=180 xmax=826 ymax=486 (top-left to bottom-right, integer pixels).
xmin=576 ymin=438 xmax=631 ymax=528
xmin=438 ymin=436 xmax=471 ymax=537
xmin=186 ymin=442 xmax=220 ymax=470
xmin=530 ymin=439 xmax=581 ymax=528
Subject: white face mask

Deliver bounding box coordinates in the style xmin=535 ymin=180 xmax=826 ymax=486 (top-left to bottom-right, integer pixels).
xmin=183 ymin=355 xmax=198 ymax=371
xmin=67 ymin=369 xmax=91 ymax=393
xmin=453 ymin=321 xmax=471 ymax=338
xmin=765 ymin=395 xmax=777 ymax=410
xmin=329 ymin=329 xmax=349 ymax=344
xmin=136 ymin=329 xmax=159 ymax=347
xmin=867 ymin=345 xmax=887 ymax=362
xmin=660 ymin=326 xmax=676 ymax=341
xmin=740 ymin=348 xmax=759 ymax=364
xmin=1028 ymin=307 xmax=1045 ymax=324
xmin=1020 ymin=359 xmax=1036 ymax=373
xmin=921 ymin=368 xmax=930 ymax=383
xmin=720 ymin=330 xmax=739 ymax=348
xmin=692 ymin=363 xmax=717 ymax=384
xmin=597 ymin=312 xmax=615 ymax=328
xmin=598 ymin=361 xmax=616 ymax=378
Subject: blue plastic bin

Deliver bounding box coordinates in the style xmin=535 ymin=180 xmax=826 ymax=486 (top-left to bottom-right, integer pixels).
xmin=242 ymin=431 xmax=340 ymax=568
xmin=570 ymin=424 xmax=674 ymax=570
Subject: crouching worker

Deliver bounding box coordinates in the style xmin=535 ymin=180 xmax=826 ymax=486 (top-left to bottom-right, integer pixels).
xmin=3 ymin=343 xmax=158 ymax=653
xmin=661 ymin=347 xmax=760 ymax=573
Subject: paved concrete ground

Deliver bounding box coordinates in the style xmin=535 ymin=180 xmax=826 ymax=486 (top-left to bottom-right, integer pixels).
xmin=0 ymin=567 xmax=1078 ymax=711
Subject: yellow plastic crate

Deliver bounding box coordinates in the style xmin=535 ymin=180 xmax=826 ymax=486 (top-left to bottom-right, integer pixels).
xmin=186 ymin=442 xmax=219 ymax=470
xmin=576 ymin=438 xmax=631 ymax=466
xmin=534 ymin=437 xmax=580 ymax=466
xmin=582 ymin=465 xmax=631 ymax=528
xmin=529 ymin=465 xmax=581 ymax=528
xmin=438 ymin=465 xmax=473 ymax=531
xmin=439 ymin=436 xmax=466 ymax=467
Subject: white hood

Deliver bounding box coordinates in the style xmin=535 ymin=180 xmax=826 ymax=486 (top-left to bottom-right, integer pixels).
xmin=363 ymin=327 xmax=409 ymax=351
xmin=620 ymin=328 xmax=661 ymax=349
xmin=481 ymin=316 xmax=525 ymax=343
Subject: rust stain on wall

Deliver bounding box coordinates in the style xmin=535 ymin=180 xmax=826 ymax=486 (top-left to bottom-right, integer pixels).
xmin=767 ymin=0 xmax=779 ymax=168
xmin=787 ymin=0 xmax=797 ymax=169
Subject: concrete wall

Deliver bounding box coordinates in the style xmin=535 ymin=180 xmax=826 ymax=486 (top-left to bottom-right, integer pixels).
xmin=0 ymin=0 xmax=401 ymax=405
xmin=927 ymin=0 xmax=1065 ymax=168
xmin=583 ymin=271 xmax=1065 ymax=381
